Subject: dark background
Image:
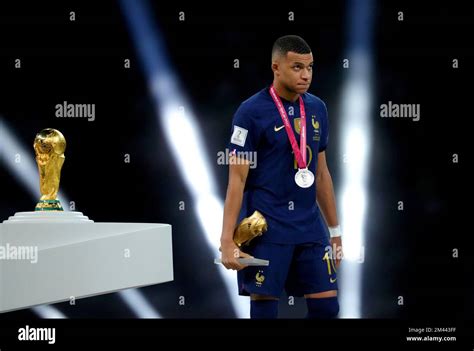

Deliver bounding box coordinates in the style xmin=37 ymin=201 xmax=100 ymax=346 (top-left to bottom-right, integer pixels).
xmin=0 ymin=0 xmax=470 ymax=322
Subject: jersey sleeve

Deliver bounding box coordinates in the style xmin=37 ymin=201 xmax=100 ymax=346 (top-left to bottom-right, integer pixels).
xmin=227 ymin=104 xmax=261 ymax=158
xmin=318 ymin=101 xmax=329 ymax=152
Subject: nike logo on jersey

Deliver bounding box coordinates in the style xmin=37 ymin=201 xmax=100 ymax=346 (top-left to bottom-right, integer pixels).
xmin=274 ymin=125 xmax=285 ymax=132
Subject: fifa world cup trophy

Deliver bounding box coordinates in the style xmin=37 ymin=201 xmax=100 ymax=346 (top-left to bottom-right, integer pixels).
xmin=33 ymin=128 xmax=66 ymax=211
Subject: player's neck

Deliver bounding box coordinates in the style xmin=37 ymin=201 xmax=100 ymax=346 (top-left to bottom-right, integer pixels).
xmin=272 ymin=80 xmax=299 ymax=102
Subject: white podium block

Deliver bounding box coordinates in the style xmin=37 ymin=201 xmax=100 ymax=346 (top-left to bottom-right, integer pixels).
xmin=0 ymin=211 xmax=173 ymax=313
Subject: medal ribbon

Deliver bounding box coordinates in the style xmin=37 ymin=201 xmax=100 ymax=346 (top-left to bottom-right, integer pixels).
xmin=269 ymin=85 xmax=307 ymax=169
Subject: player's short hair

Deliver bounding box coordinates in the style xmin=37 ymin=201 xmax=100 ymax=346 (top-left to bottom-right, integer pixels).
xmin=272 ymin=35 xmax=311 ymax=59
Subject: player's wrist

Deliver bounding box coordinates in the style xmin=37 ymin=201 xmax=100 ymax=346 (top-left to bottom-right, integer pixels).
xmin=220 ymin=236 xmax=235 ymax=246
xmin=328 ymin=225 xmax=342 ymax=238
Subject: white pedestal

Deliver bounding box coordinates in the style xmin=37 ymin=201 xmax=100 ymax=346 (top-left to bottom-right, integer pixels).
xmin=0 ymin=211 xmax=173 ymax=313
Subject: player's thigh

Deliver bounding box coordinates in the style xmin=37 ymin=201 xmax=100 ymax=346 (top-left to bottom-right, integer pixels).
xmin=251 ymin=294 xmax=279 ymax=301
xmin=286 ymin=240 xmax=338 ymax=296
xmin=305 ymin=290 xmax=337 ymax=298
xmin=238 ymin=240 xmax=294 ymax=298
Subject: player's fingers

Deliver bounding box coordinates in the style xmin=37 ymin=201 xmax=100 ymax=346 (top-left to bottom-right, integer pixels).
xmin=222 ymin=257 xmax=241 ymax=270
xmin=232 ymin=258 xmax=246 ymax=270
xmin=233 ymin=257 xmax=247 ymax=270
xmin=236 ymin=264 xmax=248 ymax=271
xmin=224 ymin=262 xmax=240 ymax=270
xmin=222 ymin=257 xmax=237 ymax=270
xmin=221 ymin=260 xmax=232 ymax=270
xmin=239 ymin=251 xmax=254 ymax=259
xmin=339 ymin=250 xmax=344 ymax=268
xmin=335 ymin=258 xmax=341 ymax=269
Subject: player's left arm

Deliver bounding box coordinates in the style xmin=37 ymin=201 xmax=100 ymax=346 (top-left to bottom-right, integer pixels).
xmin=316 ymin=150 xmax=343 ymax=268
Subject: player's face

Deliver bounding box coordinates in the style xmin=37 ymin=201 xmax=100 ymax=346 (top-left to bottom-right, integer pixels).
xmin=277 ymin=51 xmax=314 ymax=94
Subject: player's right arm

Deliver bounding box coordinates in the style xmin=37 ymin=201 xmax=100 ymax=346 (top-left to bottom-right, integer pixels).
xmin=220 ymin=156 xmax=253 ymax=270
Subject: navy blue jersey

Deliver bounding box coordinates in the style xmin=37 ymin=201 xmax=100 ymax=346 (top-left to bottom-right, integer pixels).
xmin=227 ymin=87 xmax=330 ymax=244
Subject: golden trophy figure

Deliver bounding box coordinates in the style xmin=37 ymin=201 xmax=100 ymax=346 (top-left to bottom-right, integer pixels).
xmin=33 ymin=128 xmax=66 ymax=211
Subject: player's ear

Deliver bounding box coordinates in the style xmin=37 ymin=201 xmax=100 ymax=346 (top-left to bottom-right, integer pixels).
xmin=272 ymin=51 xmax=284 ymax=76
xmin=271 ymin=61 xmax=279 ymax=75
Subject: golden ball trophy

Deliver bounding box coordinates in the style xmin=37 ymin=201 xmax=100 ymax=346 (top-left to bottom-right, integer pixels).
xmin=233 ymin=210 xmax=268 ymax=247
xmin=215 ymin=210 xmax=270 ymax=266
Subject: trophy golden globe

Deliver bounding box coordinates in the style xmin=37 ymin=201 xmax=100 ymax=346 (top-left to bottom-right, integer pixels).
xmin=33 ymin=128 xmax=66 ymax=211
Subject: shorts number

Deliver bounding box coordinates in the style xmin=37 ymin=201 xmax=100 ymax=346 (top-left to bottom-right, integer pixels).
xmin=323 ymin=252 xmax=337 ymax=275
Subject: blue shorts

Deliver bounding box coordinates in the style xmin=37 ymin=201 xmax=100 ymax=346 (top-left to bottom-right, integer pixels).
xmin=237 ymin=237 xmax=338 ymax=297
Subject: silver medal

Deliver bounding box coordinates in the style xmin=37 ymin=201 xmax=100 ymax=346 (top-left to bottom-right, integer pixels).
xmin=295 ymin=168 xmax=314 ymax=188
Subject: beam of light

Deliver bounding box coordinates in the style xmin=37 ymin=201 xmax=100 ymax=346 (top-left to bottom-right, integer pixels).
xmin=120 ymin=0 xmax=248 ymax=317
xmin=0 ymin=117 xmax=161 ymax=318
xmin=338 ymin=0 xmax=374 ymax=318
xmin=31 ymin=305 xmax=67 ymax=319
xmin=119 ymin=288 xmax=161 ymax=318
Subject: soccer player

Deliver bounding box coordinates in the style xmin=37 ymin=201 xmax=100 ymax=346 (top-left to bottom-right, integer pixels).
xmin=220 ymin=35 xmax=343 ymax=319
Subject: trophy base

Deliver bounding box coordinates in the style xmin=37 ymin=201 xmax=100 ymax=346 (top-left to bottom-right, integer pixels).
xmin=0 ymin=212 xmax=173 ymax=313
xmin=4 ymin=211 xmax=92 ymax=223
xmin=35 ymin=199 xmax=63 ymax=211
xmin=214 ymin=257 xmax=269 ymax=266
